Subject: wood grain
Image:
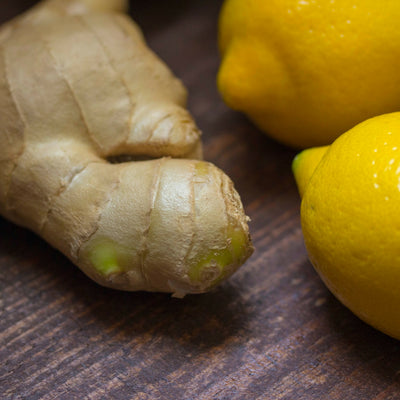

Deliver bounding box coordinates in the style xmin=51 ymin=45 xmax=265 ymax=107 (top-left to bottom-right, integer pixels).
xmin=1 ymin=1 xmax=400 ymax=399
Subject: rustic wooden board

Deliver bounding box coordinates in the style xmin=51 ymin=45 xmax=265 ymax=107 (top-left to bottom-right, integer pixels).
xmin=1 ymin=1 xmax=400 ymax=399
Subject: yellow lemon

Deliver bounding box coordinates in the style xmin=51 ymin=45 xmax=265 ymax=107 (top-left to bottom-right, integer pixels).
xmin=293 ymin=112 xmax=400 ymax=339
xmin=218 ymin=0 xmax=400 ymax=148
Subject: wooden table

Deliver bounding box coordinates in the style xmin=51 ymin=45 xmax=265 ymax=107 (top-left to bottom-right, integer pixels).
xmin=1 ymin=1 xmax=400 ymax=399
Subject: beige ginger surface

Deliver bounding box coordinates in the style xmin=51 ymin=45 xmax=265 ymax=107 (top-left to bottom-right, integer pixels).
xmin=0 ymin=0 xmax=253 ymax=296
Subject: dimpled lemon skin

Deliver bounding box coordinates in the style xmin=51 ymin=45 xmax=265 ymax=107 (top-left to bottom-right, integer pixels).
xmin=218 ymin=0 xmax=400 ymax=148
xmin=294 ymin=113 xmax=400 ymax=339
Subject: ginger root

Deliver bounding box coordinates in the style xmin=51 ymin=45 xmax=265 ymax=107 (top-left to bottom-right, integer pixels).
xmin=0 ymin=0 xmax=253 ymax=296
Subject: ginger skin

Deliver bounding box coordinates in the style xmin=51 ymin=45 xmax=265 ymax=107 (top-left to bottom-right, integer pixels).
xmin=0 ymin=0 xmax=253 ymax=296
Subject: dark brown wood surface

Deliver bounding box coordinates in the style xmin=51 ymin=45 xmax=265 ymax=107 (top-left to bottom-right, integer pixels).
xmin=1 ymin=1 xmax=400 ymax=399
